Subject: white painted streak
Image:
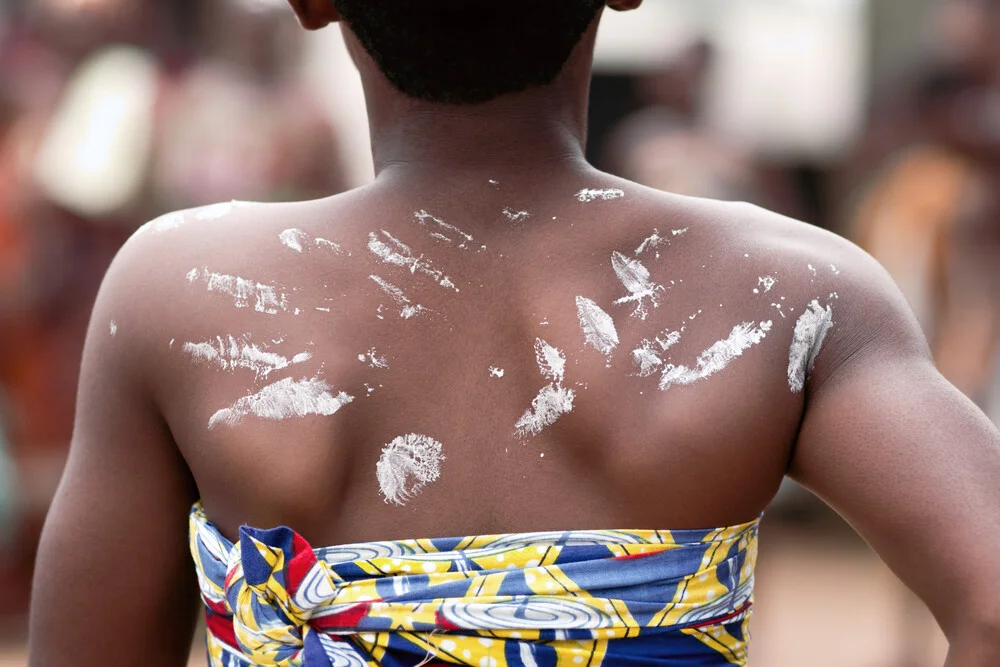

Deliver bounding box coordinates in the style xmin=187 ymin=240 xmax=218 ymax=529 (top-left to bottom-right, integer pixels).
xmin=612 ymin=251 xmax=662 ymax=320
xmin=144 ymin=210 xmax=185 ymax=234
xmin=109 ymin=320 xmax=117 ymax=337
xmin=516 ymin=339 xmax=575 ymax=437
xmin=359 ymin=348 xmax=389 ymax=369
xmin=635 ymin=229 xmax=667 ymax=257
xmin=183 ymin=335 xmax=310 ymax=379
xmin=194 ymin=201 xmax=234 ymax=221
xmin=758 ymin=276 xmax=777 ymax=293
xmin=576 ymin=296 xmax=619 ymax=357
xmin=631 ymin=329 xmax=683 ymax=377
xmin=186 ymin=268 xmax=287 ymax=314
xmin=659 ymin=321 xmax=773 ymax=390
xmin=315 ymin=237 xmax=342 ymax=253
xmin=489 ymin=366 xmax=505 ymax=378
xmin=671 ymin=228 xmax=689 ymax=237
xmin=788 ymin=300 xmax=834 ymax=393
xmin=370 ymin=275 xmax=427 ymax=319
xmin=368 ymin=231 xmax=458 ymax=291
xmin=576 ymin=188 xmax=625 ymax=203
xmin=414 ymin=210 xmax=474 ymax=249
xmin=503 ymin=208 xmax=530 ymax=222
xmin=208 ymin=377 xmax=353 ymax=429
xmin=377 ymin=434 xmax=445 ymax=505
xmin=279 ymin=228 xmax=307 ymax=253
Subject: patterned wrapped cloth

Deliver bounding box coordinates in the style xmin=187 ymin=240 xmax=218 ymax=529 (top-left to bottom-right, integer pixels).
xmin=189 ymin=503 xmax=759 ymax=667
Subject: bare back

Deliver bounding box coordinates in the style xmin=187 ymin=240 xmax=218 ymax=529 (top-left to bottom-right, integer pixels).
xmin=130 ymin=174 xmax=846 ymax=545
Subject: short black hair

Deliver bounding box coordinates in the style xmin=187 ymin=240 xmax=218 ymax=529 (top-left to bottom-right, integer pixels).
xmin=333 ymin=0 xmax=604 ymax=104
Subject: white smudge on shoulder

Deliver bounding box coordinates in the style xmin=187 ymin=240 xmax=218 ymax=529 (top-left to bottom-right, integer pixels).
xmin=635 ymin=229 xmax=667 ymax=258
xmin=503 ymin=208 xmax=530 ymax=222
xmin=279 ymin=228 xmax=307 ymax=252
xmin=672 ymin=228 xmax=689 ymax=237
xmin=414 ymin=210 xmax=474 ymax=249
xmin=377 ymin=434 xmax=445 ymax=506
xmin=788 ymin=300 xmax=834 ymax=393
xmin=576 ymin=296 xmax=619 ymax=359
xmin=208 ymin=377 xmax=353 ymax=429
xmin=516 ymin=339 xmax=575 ymax=437
xmin=612 ymin=252 xmax=663 ymax=320
xmin=184 ymin=336 xmax=311 ymax=379
xmin=659 ymin=321 xmax=773 ymax=391
xmin=194 ymin=201 xmax=234 ymax=221
xmin=576 ymin=188 xmax=625 ymax=203
xmin=631 ymin=329 xmax=683 ymax=377
xmin=757 ymin=276 xmax=776 ymax=293
xmin=489 ymin=366 xmax=505 ymax=378
xmin=368 ymin=231 xmax=458 ymax=291
xmin=370 ymin=275 xmax=428 ymax=319
xmin=109 ymin=320 xmax=117 ymax=337
xmin=140 ymin=210 xmax=186 ymax=234
xmin=315 ymin=237 xmax=342 ymax=253
xmin=358 ymin=348 xmax=389 ymax=369
xmin=186 ymin=268 xmax=288 ymax=314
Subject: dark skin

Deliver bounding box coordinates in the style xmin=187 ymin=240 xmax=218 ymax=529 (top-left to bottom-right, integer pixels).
xmin=29 ymin=2 xmax=1000 ymax=665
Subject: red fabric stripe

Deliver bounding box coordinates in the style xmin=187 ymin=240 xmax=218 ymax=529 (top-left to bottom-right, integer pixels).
xmin=206 ymin=610 xmax=240 ymax=649
xmin=311 ymin=602 xmax=373 ymax=631
xmin=689 ymin=602 xmax=752 ymax=630
xmin=286 ymin=533 xmax=320 ymax=594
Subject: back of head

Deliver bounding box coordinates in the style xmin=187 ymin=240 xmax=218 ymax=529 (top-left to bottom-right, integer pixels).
xmin=333 ymin=0 xmax=604 ymax=104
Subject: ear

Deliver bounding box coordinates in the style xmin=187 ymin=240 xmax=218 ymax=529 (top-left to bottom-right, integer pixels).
xmin=607 ymin=0 xmax=643 ymax=11
xmin=286 ymin=0 xmax=342 ymax=30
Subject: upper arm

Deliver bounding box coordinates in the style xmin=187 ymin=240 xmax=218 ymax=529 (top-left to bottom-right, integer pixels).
xmin=789 ymin=249 xmax=1000 ymax=641
xmin=28 ymin=232 xmax=200 ymax=667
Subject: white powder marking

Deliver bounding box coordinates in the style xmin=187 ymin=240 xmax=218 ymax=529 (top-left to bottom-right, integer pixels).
xmin=370 ymin=275 xmax=428 ymax=319
xmin=771 ymin=303 xmax=787 ymax=319
xmin=208 ymin=377 xmax=353 ymax=429
xmin=143 ymin=210 xmax=186 ymax=234
xmin=635 ymin=229 xmax=668 ymax=258
xmin=315 ymin=307 xmax=331 ymax=313
xmin=489 ymin=179 xmax=499 ymax=186
xmin=576 ymin=296 xmax=619 ymax=358
xmin=194 ymin=201 xmax=234 ymax=221
xmin=631 ymin=329 xmax=683 ymax=377
xmin=364 ymin=383 xmax=376 ymax=395
xmin=516 ymin=339 xmax=576 ymax=437
xmin=279 ymin=228 xmax=307 ymax=253
xmin=315 ymin=238 xmax=342 ymax=253
xmin=183 ymin=335 xmax=310 ymax=380
xmin=576 ymin=188 xmax=625 ymax=203
xmin=612 ymin=252 xmax=663 ymax=320
xmin=672 ymin=228 xmax=689 ymax=237
xmin=829 ymin=264 xmax=841 ymax=275
xmin=186 ymin=268 xmax=287 ymax=314
xmin=489 ymin=366 xmax=505 ymax=378
xmin=359 ymin=348 xmax=389 ymax=369
xmin=169 ymin=338 xmax=175 ymax=349
xmin=414 ymin=210 xmax=474 ymax=249
xmin=659 ymin=321 xmax=773 ymax=391
xmin=109 ymin=320 xmax=117 ymax=337
xmin=787 ymin=300 xmax=834 ymax=393
xmin=377 ymin=434 xmax=445 ymax=506
xmin=368 ymin=231 xmax=458 ymax=291
xmin=503 ymin=208 xmax=530 ymax=222
xmin=807 ymin=264 xmax=817 ymax=277
xmin=758 ymin=276 xmax=777 ymax=293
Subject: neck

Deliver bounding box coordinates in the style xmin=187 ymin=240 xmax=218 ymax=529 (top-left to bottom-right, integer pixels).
xmin=349 ymin=23 xmax=601 ymax=185
xmin=367 ymin=87 xmax=592 ymax=184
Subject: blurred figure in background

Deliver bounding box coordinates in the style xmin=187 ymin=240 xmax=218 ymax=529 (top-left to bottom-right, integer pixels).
xmin=0 ymin=0 xmax=349 ymax=620
xmin=851 ymin=0 xmax=1000 ymax=419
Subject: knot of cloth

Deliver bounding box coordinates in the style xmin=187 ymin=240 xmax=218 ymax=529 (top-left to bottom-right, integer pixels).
xmin=189 ymin=503 xmax=761 ymax=667
xmin=225 ymin=526 xmax=334 ymax=666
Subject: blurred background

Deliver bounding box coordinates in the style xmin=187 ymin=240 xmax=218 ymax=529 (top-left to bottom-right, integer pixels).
xmin=1 ymin=0 xmax=999 ymax=664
